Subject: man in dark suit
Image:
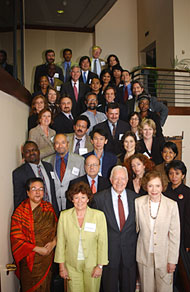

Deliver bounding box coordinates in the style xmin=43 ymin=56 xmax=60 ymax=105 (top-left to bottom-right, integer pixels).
xmin=0 ymin=50 xmax=13 ymax=76
xmin=84 ymin=128 xmax=117 ymax=178
xmin=12 ymin=141 xmax=59 ymax=216
xmin=66 ymin=154 xmax=111 ymax=208
xmin=61 ymin=65 xmax=90 ymax=116
xmin=52 ymin=95 xmax=74 ymax=134
xmin=34 ymin=49 xmax=64 ymax=91
xmin=79 ymin=56 xmax=98 ymax=85
xmin=93 ymin=102 xmax=130 ymax=155
xmin=92 ymin=165 xmax=137 ymax=292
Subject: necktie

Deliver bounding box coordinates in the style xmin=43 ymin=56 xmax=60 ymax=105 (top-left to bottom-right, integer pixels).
xmin=94 ymin=59 xmax=97 ymax=74
xmin=69 ymin=114 xmax=73 ymax=120
xmin=91 ymin=179 xmax=97 ymax=194
xmin=83 ymin=71 xmax=87 ymax=83
xmin=60 ymin=157 xmax=66 ymax=181
xmin=37 ymin=165 xmax=49 ymax=202
xmin=124 ymin=86 xmax=129 ymax=103
xmin=65 ymin=63 xmax=70 ymax=82
xmin=50 ymin=77 xmax=54 ymax=86
xmin=118 ymin=195 xmax=125 ymax=231
xmin=74 ymin=138 xmax=82 ymax=154
xmin=74 ymin=82 xmax=78 ymax=101
xmin=112 ymin=123 xmax=116 ymax=138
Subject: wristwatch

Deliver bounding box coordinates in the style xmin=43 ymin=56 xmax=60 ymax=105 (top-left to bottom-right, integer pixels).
xmin=98 ymin=265 xmax=103 ymax=269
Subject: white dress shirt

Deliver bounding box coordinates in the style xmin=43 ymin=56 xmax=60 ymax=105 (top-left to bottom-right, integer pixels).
xmin=111 ymin=187 xmax=129 ymax=229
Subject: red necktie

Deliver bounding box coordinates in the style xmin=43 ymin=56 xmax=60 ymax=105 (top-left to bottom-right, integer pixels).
xmin=74 ymin=82 xmax=78 ymax=101
xmin=60 ymin=157 xmax=66 ymax=181
xmin=91 ymin=179 xmax=97 ymax=194
xmin=124 ymin=86 xmax=129 ymax=103
xmin=118 ymin=195 xmax=125 ymax=231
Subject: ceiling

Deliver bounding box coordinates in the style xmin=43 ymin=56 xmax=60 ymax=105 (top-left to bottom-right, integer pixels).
xmin=1 ymin=0 xmax=117 ymax=31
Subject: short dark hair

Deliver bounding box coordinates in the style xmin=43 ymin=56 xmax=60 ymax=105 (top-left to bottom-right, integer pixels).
xmin=85 ymin=92 xmax=97 ymax=102
xmin=26 ymin=177 xmax=44 ymax=191
xmin=104 ymin=85 xmax=116 ymax=96
xmin=122 ymin=69 xmax=130 ymax=75
xmin=106 ymin=102 xmax=120 ymax=112
xmin=90 ymin=128 xmax=108 ymax=140
xmin=60 ymin=94 xmax=72 ymax=104
xmin=128 ymin=111 xmax=141 ymax=124
xmin=161 ymin=141 xmax=178 ymax=157
xmin=74 ymin=115 xmax=91 ymax=129
xmin=131 ymin=80 xmax=145 ymax=92
xmin=79 ymin=56 xmax=91 ymax=67
xmin=63 ymin=48 xmax=72 ymax=55
xmin=23 ymin=141 xmax=39 ymax=150
xmin=112 ymin=64 xmax=123 ymax=72
xmin=66 ymin=181 xmax=93 ymax=202
xmin=0 ymin=50 xmax=7 ymax=59
xmin=166 ymin=160 xmax=187 ymax=177
xmin=45 ymin=49 xmax=55 ymax=57
xmin=121 ymin=131 xmax=137 ymax=152
xmin=141 ymin=170 xmax=168 ymax=192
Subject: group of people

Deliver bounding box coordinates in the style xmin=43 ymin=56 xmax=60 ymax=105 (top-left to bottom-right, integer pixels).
xmin=10 ymin=46 xmax=190 ymax=292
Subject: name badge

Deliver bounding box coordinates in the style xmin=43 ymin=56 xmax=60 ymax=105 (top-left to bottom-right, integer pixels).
xmin=119 ymin=134 xmax=124 ymax=140
xmin=72 ymin=167 xmax=79 ymax=176
xmin=50 ymin=171 xmax=55 ymax=179
xmin=50 ymin=135 xmax=55 ymax=143
xmin=79 ymin=148 xmax=88 ymax=155
xmin=54 ymin=73 xmax=59 ymax=78
xmin=84 ymin=222 xmax=96 ymax=232
xmin=100 ymin=61 xmax=105 ymax=66
xmin=128 ymin=95 xmax=133 ymax=100
xmin=56 ymin=86 xmax=61 ymax=91
xmin=98 ymin=171 xmax=102 ymax=176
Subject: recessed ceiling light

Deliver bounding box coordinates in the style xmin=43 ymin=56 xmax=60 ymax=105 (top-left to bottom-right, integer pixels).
xmin=57 ymin=10 xmax=64 ymax=14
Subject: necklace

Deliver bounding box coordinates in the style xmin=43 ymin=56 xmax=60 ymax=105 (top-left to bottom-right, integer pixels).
xmin=149 ymin=196 xmax=161 ymax=219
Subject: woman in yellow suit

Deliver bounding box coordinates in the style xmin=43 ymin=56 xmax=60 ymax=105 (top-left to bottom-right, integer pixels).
xmin=54 ymin=181 xmax=108 ymax=292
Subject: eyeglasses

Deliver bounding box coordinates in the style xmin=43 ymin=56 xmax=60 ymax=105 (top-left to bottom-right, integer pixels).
xmin=30 ymin=187 xmax=44 ymax=192
xmin=85 ymin=163 xmax=99 ymax=168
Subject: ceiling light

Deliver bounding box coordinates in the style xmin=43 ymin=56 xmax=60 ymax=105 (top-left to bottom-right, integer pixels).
xmin=57 ymin=10 xmax=64 ymax=14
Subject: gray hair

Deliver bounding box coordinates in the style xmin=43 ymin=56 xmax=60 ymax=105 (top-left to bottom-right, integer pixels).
xmin=110 ymin=165 xmax=128 ymax=180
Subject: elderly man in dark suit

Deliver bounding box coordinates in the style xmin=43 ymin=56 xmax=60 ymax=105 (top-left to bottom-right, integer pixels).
xmin=93 ymin=102 xmax=130 ymax=155
xmin=12 ymin=141 xmax=59 ymax=216
xmin=92 ymin=165 xmax=137 ymax=292
xmin=61 ymin=65 xmax=90 ymax=116
xmin=66 ymin=154 xmax=111 ymax=209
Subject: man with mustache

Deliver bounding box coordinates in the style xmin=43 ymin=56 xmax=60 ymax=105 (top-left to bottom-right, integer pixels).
xmin=52 ymin=95 xmax=75 ymax=134
xmin=66 ymin=115 xmax=93 ymax=155
xmin=82 ymin=92 xmax=107 ymax=134
xmin=34 ymin=49 xmax=64 ymax=91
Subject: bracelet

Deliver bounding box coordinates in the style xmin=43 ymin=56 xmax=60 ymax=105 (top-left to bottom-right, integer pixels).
xmin=97 ymin=265 xmax=103 ymax=269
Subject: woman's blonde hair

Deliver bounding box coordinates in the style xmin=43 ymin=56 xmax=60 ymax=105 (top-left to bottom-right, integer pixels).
xmin=139 ymin=118 xmax=156 ymax=138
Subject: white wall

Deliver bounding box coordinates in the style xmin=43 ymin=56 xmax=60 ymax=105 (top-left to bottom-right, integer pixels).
xmin=163 ymin=115 xmax=190 ymax=186
xmin=25 ymin=29 xmax=93 ymax=92
xmin=95 ymin=0 xmax=138 ymax=71
xmin=0 ymin=91 xmax=29 ymax=291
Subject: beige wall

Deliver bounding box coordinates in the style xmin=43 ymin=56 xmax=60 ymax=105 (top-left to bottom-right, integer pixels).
xmin=137 ymin=0 xmax=174 ymax=68
xmin=0 ymin=91 xmax=29 ymax=290
xmin=173 ymin=0 xmax=190 ymax=60
xmin=95 ymin=0 xmax=138 ymax=71
xmin=25 ymin=29 xmax=93 ymax=91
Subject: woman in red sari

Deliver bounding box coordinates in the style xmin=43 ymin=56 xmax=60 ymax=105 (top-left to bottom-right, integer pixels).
xmin=10 ymin=177 xmax=57 ymax=292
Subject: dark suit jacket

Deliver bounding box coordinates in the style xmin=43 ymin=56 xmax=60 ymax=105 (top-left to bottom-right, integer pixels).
xmin=93 ymin=120 xmax=130 ymax=155
xmin=66 ymin=174 xmax=111 ymax=209
xmin=12 ymin=161 xmax=59 ymax=216
xmin=34 ymin=63 xmax=64 ymax=91
xmin=92 ymin=188 xmax=137 ymax=268
xmin=138 ymin=136 xmax=165 ymax=165
xmin=79 ymin=71 xmax=98 ymax=84
xmin=52 ymin=112 xmax=74 ymax=134
xmin=84 ymin=150 xmax=117 ymax=178
xmin=4 ymin=63 xmax=13 ymax=76
xmin=61 ymin=81 xmax=90 ymax=116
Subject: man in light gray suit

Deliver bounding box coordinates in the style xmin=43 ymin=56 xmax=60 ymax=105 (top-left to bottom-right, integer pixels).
xmin=44 ymin=133 xmax=85 ymax=211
